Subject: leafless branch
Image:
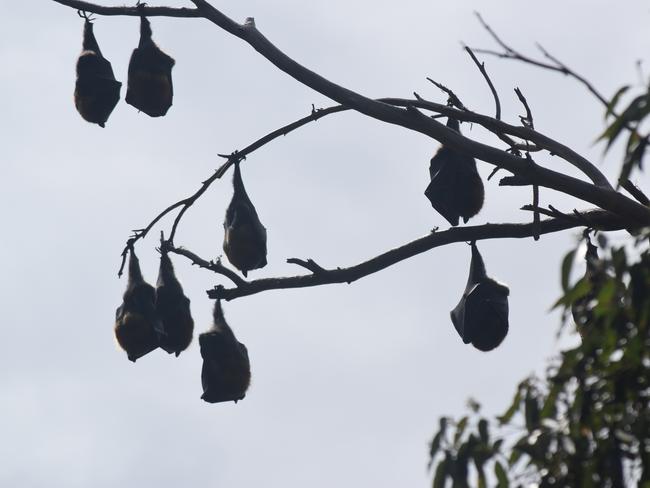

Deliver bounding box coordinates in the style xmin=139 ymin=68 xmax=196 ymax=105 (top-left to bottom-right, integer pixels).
xmin=621 ymin=179 xmax=650 ymax=206
xmin=51 ymin=0 xmax=201 ymax=17
xmin=119 ymin=94 xmax=624 ymax=274
xmin=206 ymin=209 xmax=626 ymax=301
xmin=464 ymin=46 xmax=501 ymax=121
xmin=471 ymin=12 xmax=618 ymax=118
xmin=167 ymin=245 xmax=246 ymax=287
xmin=514 ymin=87 xmax=534 ymax=129
xmin=532 ymin=184 xmax=541 ymax=241
xmin=425 ymin=78 xmax=467 ymax=110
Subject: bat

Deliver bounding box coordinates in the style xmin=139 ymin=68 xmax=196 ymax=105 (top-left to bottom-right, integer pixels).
xmin=199 ymin=300 xmax=251 ymax=404
xmin=125 ymin=8 xmax=175 ymax=117
xmin=74 ymin=15 xmax=121 ymax=127
xmin=222 ymin=161 xmax=268 ymax=277
xmin=114 ymin=248 xmax=164 ymax=362
xmin=424 ymin=117 xmax=485 ymax=226
xmin=155 ymin=249 xmax=194 ymax=357
xmin=450 ymin=242 xmax=509 ymax=351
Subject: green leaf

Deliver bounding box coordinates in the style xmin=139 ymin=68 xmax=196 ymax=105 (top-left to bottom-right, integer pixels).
xmin=432 ymin=456 xmax=448 ymax=488
xmin=498 ymin=386 xmax=523 ymax=425
xmin=478 ymin=419 xmax=489 ymax=444
xmin=429 ymin=432 xmax=442 ymax=466
xmin=597 ymin=94 xmax=647 ymax=152
xmin=561 ymin=249 xmax=576 ymax=293
xmin=524 ymin=392 xmax=540 ymax=431
xmin=476 ymin=463 xmax=487 ymax=488
xmin=453 ymin=417 xmax=468 ymax=447
xmin=495 ymin=461 xmax=509 ymax=488
xmin=605 ymin=85 xmax=630 ymax=119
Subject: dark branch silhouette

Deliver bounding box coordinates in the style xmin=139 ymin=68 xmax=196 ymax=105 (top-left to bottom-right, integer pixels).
xmin=51 ymin=0 xmax=650 ymax=304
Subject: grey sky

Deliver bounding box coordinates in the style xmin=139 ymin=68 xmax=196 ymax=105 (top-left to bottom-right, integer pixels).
xmin=1 ymin=1 xmax=649 ymax=486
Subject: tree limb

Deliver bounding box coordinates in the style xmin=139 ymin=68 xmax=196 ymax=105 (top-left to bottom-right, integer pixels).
xmin=206 ymin=209 xmax=626 ymax=301
xmin=51 ymin=0 xmax=201 ymax=17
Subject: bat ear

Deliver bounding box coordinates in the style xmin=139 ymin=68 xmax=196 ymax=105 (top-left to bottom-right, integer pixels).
xmin=450 ymin=243 xmax=510 ymax=351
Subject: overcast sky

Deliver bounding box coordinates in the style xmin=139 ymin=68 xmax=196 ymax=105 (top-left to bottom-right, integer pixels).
xmin=1 ymin=1 xmax=649 ymax=487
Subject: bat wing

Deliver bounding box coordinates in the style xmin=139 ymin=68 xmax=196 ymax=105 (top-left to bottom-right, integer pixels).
xmin=157 ymin=289 xmax=193 ymax=355
xmin=424 ymin=162 xmax=461 ymax=227
xmin=450 ymin=283 xmax=479 ymax=343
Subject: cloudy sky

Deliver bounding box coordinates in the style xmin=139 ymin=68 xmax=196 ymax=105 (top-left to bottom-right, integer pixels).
xmin=1 ymin=1 xmax=649 ymax=486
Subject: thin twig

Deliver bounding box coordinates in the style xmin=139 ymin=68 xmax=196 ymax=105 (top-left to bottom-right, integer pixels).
xmin=532 ymin=184 xmax=540 ymax=241
xmin=464 ymin=46 xmax=501 ymax=120
xmin=514 ymin=87 xmax=534 ymax=129
xmin=287 ymin=258 xmax=326 ymax=274
xmin=472 ymin=12 xmax=623 ymax=122
xmin=168 ymin=245 xmax=247 ymax=287
xmin=425 ymin=78 xmax=467 ymax=110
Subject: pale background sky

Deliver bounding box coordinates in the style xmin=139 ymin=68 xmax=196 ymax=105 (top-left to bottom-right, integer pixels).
xmin=1 ymin=1 xmax=649 ymax=487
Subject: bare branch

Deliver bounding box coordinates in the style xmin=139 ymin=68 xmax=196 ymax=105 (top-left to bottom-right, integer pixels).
xmin=532 ymin=184 xmax=541 ymax=241
xmin=287 ymin=258 xmax=326 ymax=274
xmin=464 ymin=46 xmax=501 ymax=120
xmin=514 ymin=87 xmax=534 ymax=129
xmin=185 ymin=1 xmax=643 ymax=217
xmin=51 ymin=0 xmax=202 ymax=17
xmin=62 ymin=3 xmax=649 ymax=225
xmin=621 ymin=179 xmax=650 ymax=206
xmin=425 ymin=78 xmax=467 ymax=110
xmin=207 ymin=210 xmax=626 ymax=301
xmin=167 ymin=245 xmax=247 ymax=287
xmin=472 ymin=12 xmax=617 ymax=118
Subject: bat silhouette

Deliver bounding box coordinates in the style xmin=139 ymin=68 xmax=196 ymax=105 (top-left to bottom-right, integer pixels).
xmin=155 ymin=249 xmax=194 ymax=357
xmin=74 ymin=15 xmax=121 ymax=127
xmin=424 ymin=117 xmax=484 ymax=226
xmin=125 ymin=7 xmax=175 ymax=117
xmin=199 ymin=300 xmax=251 ymax=404
xmin=223 ymin=161 xmax=268 ymax=277
xmin=450 ymin=242 xmax=509 ymax=351
xmin=115 ymin=248 xmax=165 ymax=362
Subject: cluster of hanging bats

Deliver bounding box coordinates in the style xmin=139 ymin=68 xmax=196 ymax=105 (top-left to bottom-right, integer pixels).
xmin=72 ymin=7 xmax=595 ymax=404
xmin=114 ymin=157 xmax=263 ymax=404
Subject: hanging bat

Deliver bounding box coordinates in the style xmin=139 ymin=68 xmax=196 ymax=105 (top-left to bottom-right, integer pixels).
xmin=450 ymin=242 xmax=509 ymax=351
xmin=74 ymin=15 xmax=121 ymax=127
xmin=199 ymin=300 xmax=251 ymax=404
xmin=114 ymin=248 xmax=165 ymax=362
xmin=424 ymin=117 xmax=485 ymax=226
xmin=125 ymin=8 xmax=175 ymax=117
xmin=223 ymin=161 xmax=268 ymax=277
xmin=155 ymin=249 xmax=194 ymax=356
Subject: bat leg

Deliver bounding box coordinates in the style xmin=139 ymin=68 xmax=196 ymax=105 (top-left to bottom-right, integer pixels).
xmin=242 ymin=270 xmax=248 ymax=277
xmin=175 ymin=351 xmax=180 ymax=357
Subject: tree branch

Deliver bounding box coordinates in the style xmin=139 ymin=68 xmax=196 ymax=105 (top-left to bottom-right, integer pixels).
xmin=471 ymin=12 xmax=619 ymax=119
xmin=51 ymin=0 xmax=202 ymax=17
xmin=56 ymin=2 xmax=650 ymax=225
xmin=206 ymin=209 xmax=626 ymax=301
xmin=167 ymin=245 xmax=246 ymax=287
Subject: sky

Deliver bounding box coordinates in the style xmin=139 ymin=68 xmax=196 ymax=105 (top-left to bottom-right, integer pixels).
xmin=1 ymin=1 xmax=649 ymax=487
